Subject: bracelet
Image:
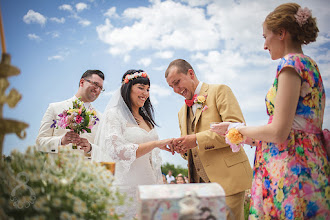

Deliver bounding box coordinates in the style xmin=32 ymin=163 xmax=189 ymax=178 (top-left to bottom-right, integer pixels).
xmin=87 ymin=143 xmax=92 ymax=153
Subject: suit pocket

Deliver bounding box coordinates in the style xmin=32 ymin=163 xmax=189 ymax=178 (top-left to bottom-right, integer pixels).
xmin=224 ymin=152 xmax=248 ymax=167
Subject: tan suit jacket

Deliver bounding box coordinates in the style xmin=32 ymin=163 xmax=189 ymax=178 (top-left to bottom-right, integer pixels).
xmin=36 ymin=96 xmax=100 ymax=155
xmin=178 ymin=83 xmax=252 ymax=196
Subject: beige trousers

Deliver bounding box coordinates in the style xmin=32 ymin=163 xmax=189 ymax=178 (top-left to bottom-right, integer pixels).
xmin=225 ymin=191 xmax=246 ymax=220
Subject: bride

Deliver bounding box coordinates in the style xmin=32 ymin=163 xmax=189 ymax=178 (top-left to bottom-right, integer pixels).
xmin=92 ymin=69 xmax=173 ymax=219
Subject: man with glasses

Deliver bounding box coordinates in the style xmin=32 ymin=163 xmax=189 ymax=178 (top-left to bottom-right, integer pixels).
xmin=36 ymin=70 xmax=105 ymax=157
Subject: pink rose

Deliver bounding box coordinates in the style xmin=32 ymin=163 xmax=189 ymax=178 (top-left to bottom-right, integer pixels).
xmin=75 ymin=115 xmax=83 ymax=124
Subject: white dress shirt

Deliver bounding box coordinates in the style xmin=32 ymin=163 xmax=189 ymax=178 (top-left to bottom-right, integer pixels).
xmin=192 ymin=81 xmax=203 ymax=115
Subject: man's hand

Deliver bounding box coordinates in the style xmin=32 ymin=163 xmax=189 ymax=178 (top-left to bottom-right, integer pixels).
xmin=61 ymin=131 xmax=80 ymax=145
xmin=173 ymin=134 xmax=197 ymax=154
xmin=77 ymin=138 xmax=91 ymax=153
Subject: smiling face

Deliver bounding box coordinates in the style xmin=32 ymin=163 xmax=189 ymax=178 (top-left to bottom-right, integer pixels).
xmin=130 ymin=83 xmax=150 ymax=110
xmin=79 ymin=74 xmax=104 ymax=102
xmin=166 ymin=67 xmax=198 ymax=100
xmin=263 ymin=23 xmax=284 ymax=60
xmin=176 ymin=176 xmax=185 ymax=184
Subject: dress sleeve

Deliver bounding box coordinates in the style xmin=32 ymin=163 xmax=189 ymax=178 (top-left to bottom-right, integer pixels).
xmin=101 ymin=108 xmax=139 ymax=174
xmin=277 ymin=54 xmax=304 ymax=78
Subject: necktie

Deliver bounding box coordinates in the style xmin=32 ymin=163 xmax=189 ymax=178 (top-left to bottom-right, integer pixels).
xmin=185 ymin=94 xmax=197 ymax=107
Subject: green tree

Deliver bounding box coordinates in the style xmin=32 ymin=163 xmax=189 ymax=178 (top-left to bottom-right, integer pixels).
xmin=161 ymin=162 xmax=188 ymax=177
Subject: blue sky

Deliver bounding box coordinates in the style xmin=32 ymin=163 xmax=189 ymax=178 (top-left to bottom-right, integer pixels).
xmin=2 ymin=0 xmax=329 ymax=168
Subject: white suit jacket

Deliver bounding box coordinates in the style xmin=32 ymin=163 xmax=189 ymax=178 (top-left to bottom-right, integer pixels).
xmin=36 ymin=96 xmax=101 ymax=154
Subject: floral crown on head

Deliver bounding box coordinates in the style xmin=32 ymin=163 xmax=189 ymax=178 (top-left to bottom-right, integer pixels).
xmin=122 ymin=71 xmax=149 ymax=84
xmin=294 ymin=7 xmax=312 ymax=27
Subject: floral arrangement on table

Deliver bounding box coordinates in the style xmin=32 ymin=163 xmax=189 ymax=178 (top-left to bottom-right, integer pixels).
xmin=0 ymin=146 xmax=125 ymax=219
xmin=51 ymin=98 xmax=99 ymax=149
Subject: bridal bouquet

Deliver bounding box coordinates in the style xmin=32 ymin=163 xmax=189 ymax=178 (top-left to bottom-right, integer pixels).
xmin=51 ymin=98 xmax=99 ymax=149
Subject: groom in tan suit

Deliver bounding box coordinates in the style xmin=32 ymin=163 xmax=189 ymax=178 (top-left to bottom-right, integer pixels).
xmin=165 ymin=59 xmax=252 ymax=220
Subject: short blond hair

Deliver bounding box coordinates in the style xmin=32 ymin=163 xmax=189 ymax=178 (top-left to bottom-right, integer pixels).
xmin=165 ymin=59 xmax=194 ymax=78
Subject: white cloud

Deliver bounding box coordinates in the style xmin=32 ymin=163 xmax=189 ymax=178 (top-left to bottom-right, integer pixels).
xmin=154 ymin=51 xmax=174 ymax=59
xmin=50 ymin=17 xmax=65 ymax=23
xmin=150 ymin=84 xmax=172 ymax=97
xmin=46 ymin=31 xmax=60 ymax=38
xmin=58 ymin=3 xmax=91 ymax=27
xmin=97 ymin=0 xmax=221 ymax=56
xmin=27 ymin=33 xmax=41 ymax=41
xmin=76 ymin=3 xmax=88 ymax=12
xmin=153 ymin=65 xmax=168 ymax=72
xmin=150 ymin=84 xmax=172 ymax=106
xmin=137 ymin=58 xmax=152 ymax=67
xmin=79 ymin=19 xmax=91 ymax=27
xmin=104 ymin=7 xmax=119 ymax=18
xmin=48 ymin=48 xmax=70 ymax=61
xmin=23 ymin=10 xmax=47 ymax=26
xmin=48 ymin=55 xmax=64 ymax=61
xmin=124 ymin=55 xmax=131 ymax=63
xmin=59 ymin=4 xmax=73 ymax=11
xmin=181 ymin=0 xmax=213 ymax=7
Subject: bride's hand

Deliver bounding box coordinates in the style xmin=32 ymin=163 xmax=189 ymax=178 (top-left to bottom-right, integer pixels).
xmin=210 ymin=122 xmax=231 ymax=136
xmin=157 ymin=138 xmax=175 ymax=154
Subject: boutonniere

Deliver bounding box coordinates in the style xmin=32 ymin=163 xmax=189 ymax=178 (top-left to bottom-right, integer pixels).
xmin=194 ymin=95 xmax=208 ymax=112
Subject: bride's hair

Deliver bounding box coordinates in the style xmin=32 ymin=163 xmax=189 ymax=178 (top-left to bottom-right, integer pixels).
xmin=121 ymin=69 xmax=157 ymax=127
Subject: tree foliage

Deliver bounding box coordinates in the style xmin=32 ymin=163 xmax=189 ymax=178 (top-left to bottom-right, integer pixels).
xmin=161 ymin=162 xmax=188 ymax=177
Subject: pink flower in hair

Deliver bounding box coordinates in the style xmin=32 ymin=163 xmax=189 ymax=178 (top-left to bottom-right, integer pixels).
xmin=294 ymin=7 xmax=312 ymax=27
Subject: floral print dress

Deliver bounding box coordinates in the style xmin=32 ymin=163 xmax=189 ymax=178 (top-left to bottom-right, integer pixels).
xmin=249 ymin=54 xmax=330 ymax=219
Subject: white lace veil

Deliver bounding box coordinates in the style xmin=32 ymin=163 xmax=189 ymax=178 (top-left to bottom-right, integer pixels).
xmin=92 ymin=87 xmax=139 ymax=162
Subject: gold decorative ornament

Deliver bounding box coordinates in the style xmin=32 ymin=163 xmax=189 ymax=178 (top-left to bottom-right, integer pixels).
xmin=100 ymin=162 xmax=116 ymax=174
xmin=0 ymin=5 xmax=28 ymax=157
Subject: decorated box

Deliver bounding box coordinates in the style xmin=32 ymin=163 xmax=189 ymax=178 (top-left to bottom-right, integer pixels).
xmin=137 ymin=183 xmax=226 ymax=220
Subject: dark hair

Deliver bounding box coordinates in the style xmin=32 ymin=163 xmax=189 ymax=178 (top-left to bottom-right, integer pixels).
xmin=80 ymin=70 xmax=105 ymax=86
xmin=165 ymin=59 xmax=194 ymax=78
xmin=265 ymin=3 xmax=319 ymax=45
xmin=121 ymin=69 xmax=157 ymax=127
xmin=176 ymin=175 xmax=186 ymax=184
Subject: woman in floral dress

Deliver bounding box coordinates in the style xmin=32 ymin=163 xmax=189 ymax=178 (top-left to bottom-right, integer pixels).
xmin=211 ymin=3 xmax=329 ymax=219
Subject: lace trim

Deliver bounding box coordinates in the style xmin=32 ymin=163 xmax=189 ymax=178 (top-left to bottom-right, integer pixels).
xmin=102 ymin=108 xmax=139 ymax=175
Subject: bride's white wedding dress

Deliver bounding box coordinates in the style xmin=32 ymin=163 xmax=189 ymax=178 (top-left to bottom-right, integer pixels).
xmin=93 ymin=106 xmax=163 ymax=219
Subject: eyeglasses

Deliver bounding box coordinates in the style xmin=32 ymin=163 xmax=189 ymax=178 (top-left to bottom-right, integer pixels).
xmin=84 ymin=79 xmax=105 ymax=92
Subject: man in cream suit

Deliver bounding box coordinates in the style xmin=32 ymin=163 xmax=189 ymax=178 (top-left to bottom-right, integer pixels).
xmin=36 ymin=70 xmax=104 ymax=156
xmin=165 ymin=59 xmax=252 ymax=220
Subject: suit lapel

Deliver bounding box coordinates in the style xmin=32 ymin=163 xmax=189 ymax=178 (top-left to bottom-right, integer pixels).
xmin=194 ymin=83 xmax=209 ymax=129
xmin=181 ymin=104 xmax=188 ymax=136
